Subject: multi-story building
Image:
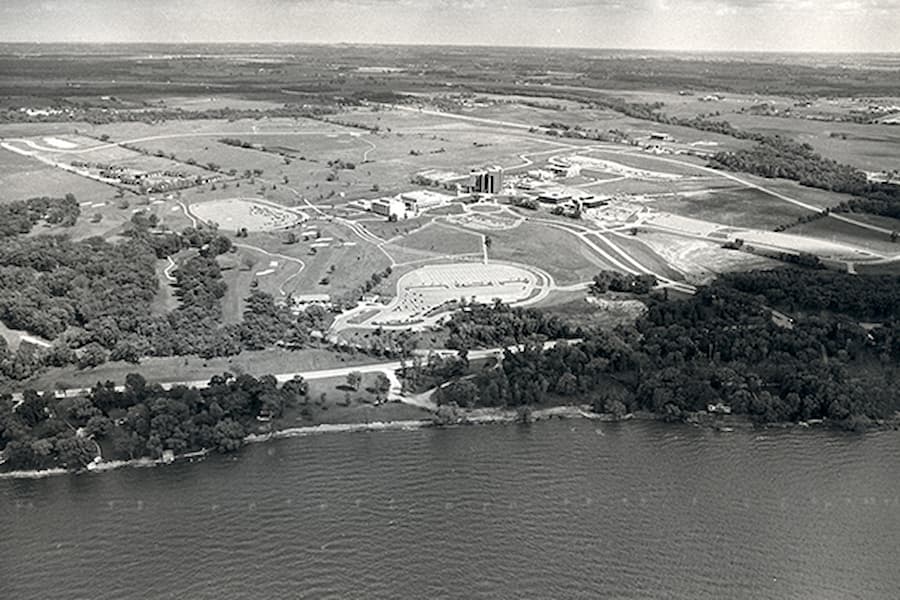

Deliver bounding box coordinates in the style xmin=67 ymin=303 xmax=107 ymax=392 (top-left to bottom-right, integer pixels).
xmin=469 ymin=165 xmax=504 ymax=194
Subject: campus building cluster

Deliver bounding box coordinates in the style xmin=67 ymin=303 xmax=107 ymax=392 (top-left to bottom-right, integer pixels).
xmin=353 ymin=188 xmax=457 ymax=220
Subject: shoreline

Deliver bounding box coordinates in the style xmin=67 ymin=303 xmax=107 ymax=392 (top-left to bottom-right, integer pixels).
xmin=1 ymin=405 xmax=896 ymax=481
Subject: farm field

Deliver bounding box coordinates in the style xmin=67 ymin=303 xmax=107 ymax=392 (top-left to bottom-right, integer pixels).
xmin=0 ymin=156 xmax=118 ymax=203
xmin=789 ymin=215 xmax=900 ymax=256
xmin=724 ymin=113 xmax=900 ymax=172
xmin=650 ymin=187 xmax=811 ymax=230
xmin=578 ymin=149 xmax=706 ymax=178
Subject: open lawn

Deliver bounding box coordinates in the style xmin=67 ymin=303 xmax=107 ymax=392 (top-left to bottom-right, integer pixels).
xmin=217 ymin=248 xmax=304 ymax=324
xmin=150 ymin=258 xmax=180 ymax=316
xmin=16 ymin=348 xmax=383 ymax=394
xmin=361 ymin=215 xmax=433 ymax=241
xmin=486 ymin=221 xmax=620 ymax=285
xmin=0 ymin=153 xmax=118 ymax=203
xmin=274 ymin=384 xmax=432 ymax=428
xmin=426 ymin=203 xmax=466 ymax=216
xmin=237 ymin=220 xmax=392 ymax=303
xmin=392 ymin=222 xmax=482 ymax=257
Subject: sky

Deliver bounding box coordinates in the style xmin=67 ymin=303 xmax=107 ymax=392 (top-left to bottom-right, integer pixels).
xmin=1 ymin=0 xmax=899 ymax=53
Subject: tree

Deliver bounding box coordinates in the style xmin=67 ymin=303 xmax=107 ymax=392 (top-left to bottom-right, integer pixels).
xmin=604 ymin=398 xmax=628 ymax=420
xmin=374 ymin=372 xmax=392 ymax=397
xmin=212 ymin=418 xmax=245 ymax=453
xmin=55 ymin=436 xmax=97 ymax=470
xmin=555 ymin=372 xmax=578 ymax=396
xmin=346 ymin=371 xmax=363 ymax=391
xmin=78 ymin=343 xmax=108 ymax=369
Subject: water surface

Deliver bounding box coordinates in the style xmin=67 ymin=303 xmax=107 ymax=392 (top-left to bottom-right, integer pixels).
xmin=2 ymin=420 xmax=898 ymax=599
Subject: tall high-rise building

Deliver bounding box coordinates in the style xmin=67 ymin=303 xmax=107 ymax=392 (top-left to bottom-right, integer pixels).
xmin=469 ymin=165 xmax=504 ymax=194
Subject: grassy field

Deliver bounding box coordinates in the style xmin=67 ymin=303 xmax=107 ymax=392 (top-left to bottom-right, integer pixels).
xmin=724 ymin=113 xmax=900 ymax=172
xmin=236 ymin=219 xmax=393 ymax=303
xmin=600 ymin=233 xmax=685 ymax=281
xmin=150 ymin=258 xmax=180 ymax=316
xmin=736 ymin=175 xmax=859 ymax=211
xmin=486 ymin=221 xmax=620 ymax=285
xmin=0 ymin=156 xmax=118 ymax=204
xmin=790 ymin=215 xmax=900 ymax=256
xmin=360 ymin=215 xmax=433 ymax=241
xmin=16 ymin=348 xmax=385 ymax=394
xmin=190 ymin=197 xmax=302 ymax=231
xmin=650 ymin=187 xmax=811 ymax=230
xmin=392 ymin=221 xmax=482 ymax=256
xmin=582 ymin=149 xmax=708 ymax=177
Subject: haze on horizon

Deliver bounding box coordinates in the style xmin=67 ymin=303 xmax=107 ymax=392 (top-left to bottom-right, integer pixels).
xmin=0 ymin=0 xmax=899 ymax=53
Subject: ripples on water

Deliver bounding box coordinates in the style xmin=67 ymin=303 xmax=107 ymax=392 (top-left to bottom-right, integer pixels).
xmin=2 ymin=420 xmax=899 ymax=599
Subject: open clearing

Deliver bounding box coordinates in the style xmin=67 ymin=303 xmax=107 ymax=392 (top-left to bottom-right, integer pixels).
xmin=190 ymin=197 xmax=305 ymax=231
xmin=17 ymin=348 xmax=384 ymax=394
xmin=649 ymin=187 xmax=811 ymax=230
xmin=637 ymin=232 xmax=780 ymax=284
xmin=391 ymin=222 xmax=483 ymax=257
xmin=789 ymin=215 xmax=900 ymax=256
xmin=487 ymin=221 xmax=621 ymax=285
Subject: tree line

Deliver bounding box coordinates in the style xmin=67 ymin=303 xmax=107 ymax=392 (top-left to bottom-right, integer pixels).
xmin=0 ymin=214 xmax=333 ymax=385
xmin=710 ymin=136 xmax=900 ymax=220
xmin=431 ymin=269 xmax=900 ymax=429
xmin=0 ymin=372 xmax=310 ymax=471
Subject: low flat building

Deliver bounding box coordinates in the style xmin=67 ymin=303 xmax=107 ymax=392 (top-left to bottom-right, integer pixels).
xmin=371 ymin=197 xmax=406 ymax=219
xmin=400 ymin=189 xmax=454 ymax=213
xmin=291 ymin=293 xmax=332 ymax=306
xmin=579 ymin=196 xmax=608 ymax=209
xmin=537 ymin=189 xmax=572 ymax=204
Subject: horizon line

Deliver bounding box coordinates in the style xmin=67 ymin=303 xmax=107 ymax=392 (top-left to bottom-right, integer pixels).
xmin=1 ymin=41 xmax=899 ymax=56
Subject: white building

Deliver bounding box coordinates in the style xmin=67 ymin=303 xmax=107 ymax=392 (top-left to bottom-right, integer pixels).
xmin=400 ymin=189 xmax=454 ymax=214
xmin=371 ymin=197 xmax=407 ymax=219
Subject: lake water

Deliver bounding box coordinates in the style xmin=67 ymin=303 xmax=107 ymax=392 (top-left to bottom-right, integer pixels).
xmin=2 ymin=420 xmax=899 ymax=599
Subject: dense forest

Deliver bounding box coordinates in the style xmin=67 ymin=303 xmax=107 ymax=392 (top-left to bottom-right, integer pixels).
xmin=432 ymin=268 xmax=900 ymax=429
xmin=0 ymin=194 xmax=80 ymax=238
xmin=710 ymin=136 xmax=900 ymax=220
xmin=0 ymin=372 xmax=310 ymax=471
xmin=0 ymin=205 xmax=332 ymax=386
